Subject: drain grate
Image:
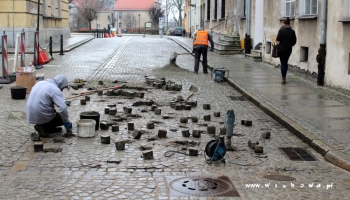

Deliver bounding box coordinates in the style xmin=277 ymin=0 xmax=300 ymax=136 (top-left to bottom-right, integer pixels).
xmin=228 ymin=96 xmax=246 ymax=101
xmin=167 ymin=176 xmax=240 ymax=197
xmin=279 ymin=147 xmax=316 ymax=161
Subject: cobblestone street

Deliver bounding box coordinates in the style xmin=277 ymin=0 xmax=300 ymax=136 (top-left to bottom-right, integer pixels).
xmin=0 ymin=35 xmax=350 ymax=199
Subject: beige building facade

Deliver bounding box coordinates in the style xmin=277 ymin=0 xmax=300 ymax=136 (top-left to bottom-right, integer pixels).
xmin=0 ymin=0 xmax=70 ymax=48
xmin=184 ymin=0 xmax=350 ymax=90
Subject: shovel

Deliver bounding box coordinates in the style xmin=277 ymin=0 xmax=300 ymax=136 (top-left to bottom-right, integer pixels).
xmin=185 ymin=85 xmax=198 ymax=101
xmin=170 ymin=52 xmax=194 ymax=64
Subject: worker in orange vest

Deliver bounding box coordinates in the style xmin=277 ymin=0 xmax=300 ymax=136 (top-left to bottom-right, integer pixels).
xmin=193 ymin=27 xmax=214 ymax=74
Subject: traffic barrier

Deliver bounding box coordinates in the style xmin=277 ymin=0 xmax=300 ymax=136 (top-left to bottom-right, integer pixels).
xmin=104 ymin=33 xmax=109 ymax=38
xmin=1 ymin=31 xmax=8 ymax=76
xmin=38 ymin=49 xmax=50 ymax=65
xmin=20 ymin=30 xmax=25 ymax=67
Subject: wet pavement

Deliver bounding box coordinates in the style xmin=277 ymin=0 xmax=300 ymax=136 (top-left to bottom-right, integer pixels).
xmin=0 ymin=33 xmax=350 ymax=199
xmin=170 ymin=36 xmax=350 ymax=171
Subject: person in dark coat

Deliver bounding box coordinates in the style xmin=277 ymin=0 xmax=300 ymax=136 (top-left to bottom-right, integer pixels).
xmin=276 ymin=18 xmax=297 ymax=84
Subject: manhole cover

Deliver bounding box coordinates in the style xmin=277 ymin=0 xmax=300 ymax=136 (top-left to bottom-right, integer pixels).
xmin=279 ymin=147 xmax=316 ymax=161
xmin=263 ymin=175 xmax=296 ymax=181
xmin=167 ymin=176 xmax=240 ymax=197
xmin=228 ymin=96 xmax=246 ymax=101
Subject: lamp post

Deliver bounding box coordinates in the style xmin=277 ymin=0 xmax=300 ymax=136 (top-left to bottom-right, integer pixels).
xmin=33 ymin=0 xmax=42 ymax=69
xmin=117 ymin=12 xmax=122 ymax=37
xmin=138 ymin=14 xmax=141 ymax=34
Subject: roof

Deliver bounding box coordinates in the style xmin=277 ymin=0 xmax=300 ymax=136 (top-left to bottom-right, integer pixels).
xmin=114 ymin=0 xmax=158 ymax=11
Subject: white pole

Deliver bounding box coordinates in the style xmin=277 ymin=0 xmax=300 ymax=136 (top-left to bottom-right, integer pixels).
xmin=13 ymin=33 xmax=20 ymax=72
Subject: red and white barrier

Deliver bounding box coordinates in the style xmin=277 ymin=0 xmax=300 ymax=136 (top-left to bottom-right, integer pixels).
xmin=20 ymin=31 xmax=25 ymax=67
xmin=1 ymin=32 xmax=8 ymax=77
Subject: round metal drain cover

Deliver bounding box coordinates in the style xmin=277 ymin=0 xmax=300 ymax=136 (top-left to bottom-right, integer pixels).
xmin=263 ymin=175 xmax=296 ymax=181
xmin=169 ymin=177 xmax=233 ymax=196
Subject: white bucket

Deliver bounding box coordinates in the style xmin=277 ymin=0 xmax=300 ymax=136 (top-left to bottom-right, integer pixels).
xmin=77 ymin=119 xmax=96 ymax=137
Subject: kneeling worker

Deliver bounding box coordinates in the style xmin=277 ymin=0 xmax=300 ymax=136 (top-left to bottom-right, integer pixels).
xmin=25 ymin=74 xmax=72 ymax=137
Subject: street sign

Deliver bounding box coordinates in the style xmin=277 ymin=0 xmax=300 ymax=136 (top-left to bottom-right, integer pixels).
xmin=145 ymin=22 xmax=152 ymax=28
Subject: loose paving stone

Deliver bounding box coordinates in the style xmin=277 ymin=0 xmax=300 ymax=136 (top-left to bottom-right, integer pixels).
xmin=34 ymin=142 xmax=43 ymax=152
xmin=203 ymin=115 xmax=211 ymax=121
xmin=147 ymin=122 xmax=154 ymax=129
xmin=115 ymin=141 xmax=126 ymax=150
xmin=180 ymin=117 xmax=188 ymax=123
xmin=112 ymin=125 xmax=119 ymax=132
xmin=188 ymin=148 xmax=198 ymax=156
xmin=191 ymin=117 xmax=198 ymax=123
xmin=80 ymin=99 xmax=86 ymax=105
xmin=182 ymin=129 xmax=190 ymax=137
xmin=142 ymin=151 xmax=154 ymax=160
xmin=207 ymin=126 xmax=216 ymax=134
xmin=154 ymin=108 xmax=161 ymax=115
xmin=101 ymin=135 xmax=110 ymax=144
xmin=132 ymin=129 xmax=143 ymax=139
xmin=203 ymin=104 xmax=211 ymax=110
xmin=158 ymin=129 xmax=167 ymax=138
xmin=128 ymin=122 xmax=134 ymax=131
xmin=192 ymin=130 xmax=201 ymax=138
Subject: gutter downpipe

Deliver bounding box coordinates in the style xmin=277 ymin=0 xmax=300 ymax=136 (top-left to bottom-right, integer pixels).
xmin=244 ymin=0 xmax=252 ymax=54
xmin=316 ymin=0 xmax=327 ymax=86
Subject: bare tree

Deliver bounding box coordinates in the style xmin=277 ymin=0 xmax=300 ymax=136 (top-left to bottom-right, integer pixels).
xmin=75 ymin=0 xmax=101 ymax=29
xmin=122 ymin=13 xmax=137 ymax=29
xmin=108 ymin=13 xmax=117 ymax=28
xmin=160 ymin=0 xmax=174 ymax=31
xmin=148 ymin=7 xmax=164 ymax=28
xmin=170 ymin=0 xmax=184 ymax=27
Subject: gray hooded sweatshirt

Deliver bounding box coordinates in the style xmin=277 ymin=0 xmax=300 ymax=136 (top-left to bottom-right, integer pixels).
xmin=25 ymin=74 xmax=69 ymax=124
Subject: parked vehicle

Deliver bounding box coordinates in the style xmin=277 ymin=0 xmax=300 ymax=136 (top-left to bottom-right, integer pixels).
xmin=167 ymin=28 xmax=174 ymax=36
xmin=174 ymin=27 xmax=183 ymax=36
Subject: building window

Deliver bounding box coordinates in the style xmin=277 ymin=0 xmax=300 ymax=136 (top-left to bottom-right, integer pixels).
xmin=300 ymin=46 xmax=309 ymax=62
xmin=221 ymin=0 xmax=226 ymax=19
xmin=344 ymin=0 xmax=350 ymax=19
xmin=299 ymin=0 xmax=318 ymax=16
xmin=207 ymin=0 xmax=210 ymax=20
xmin=214 ymin=0 xmax=218 ymax=19
xmin=281 ymin=0 xmax=295 ymax=17
xmin=266 ymin=42 xmax=271 ymax=54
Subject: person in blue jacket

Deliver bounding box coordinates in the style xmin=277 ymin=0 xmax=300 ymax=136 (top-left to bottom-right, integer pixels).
xmin=25 ymin=74 xmax=72 ymax=137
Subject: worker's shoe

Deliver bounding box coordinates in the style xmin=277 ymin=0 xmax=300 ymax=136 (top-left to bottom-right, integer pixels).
xmin=203 ymin=70 xmax=208 ymax=74
xmin=47 ymin=127 xmax=62 ymax=134
xmin=194 ymin=70 xmax=198 ymax=74
xmin=34 ymin=125 xmax=48 ymax=137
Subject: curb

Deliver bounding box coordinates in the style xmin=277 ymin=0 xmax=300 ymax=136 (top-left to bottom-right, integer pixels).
xmin=169 ymin=37 xmax=350 ymax=172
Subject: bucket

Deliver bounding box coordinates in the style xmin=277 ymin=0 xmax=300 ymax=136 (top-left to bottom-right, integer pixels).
xmin=77 ymin=119 xmax=96 ymax=137
xmin=11 ymin=86 xmax=27 ymax=100
xmin=79 ymin=111 xmax=100 ymax=130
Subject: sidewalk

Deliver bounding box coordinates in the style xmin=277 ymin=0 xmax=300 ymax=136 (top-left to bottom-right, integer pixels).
xmin=169 ymin=36 xmax=350 ymax=172
xmin=6 ymin=33 xmax=95 ymax=54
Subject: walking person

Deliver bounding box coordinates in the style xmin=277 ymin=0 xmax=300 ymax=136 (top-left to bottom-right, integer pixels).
xmin=276 ymin=17 xmax=297 ymax=84
xmin=25 ymin=74 xmax=72 ymax=137
xmin=192 ymin=27 xmax=214 ymax=74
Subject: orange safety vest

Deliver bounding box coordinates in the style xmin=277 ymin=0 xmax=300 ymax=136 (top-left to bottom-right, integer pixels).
xmin=194 ymin=30 xmax=208 ymax=46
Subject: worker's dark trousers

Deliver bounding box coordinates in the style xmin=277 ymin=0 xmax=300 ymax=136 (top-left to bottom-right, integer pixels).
xmin=194 ymin=47 xmax=208 ymax=72
xmin=36 ymin=112 xmax=64 ymax=132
